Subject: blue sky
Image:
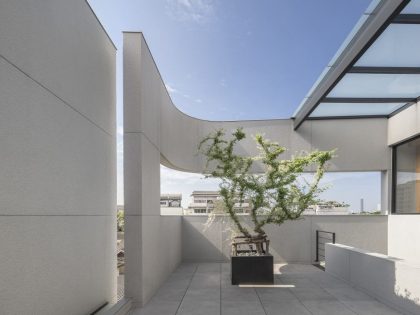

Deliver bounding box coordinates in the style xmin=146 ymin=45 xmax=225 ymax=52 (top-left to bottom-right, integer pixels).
xmin=87 ymin=0 xmax=379 ymax=210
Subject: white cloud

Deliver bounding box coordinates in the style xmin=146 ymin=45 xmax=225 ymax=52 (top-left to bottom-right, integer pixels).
xmin=165 ymin=82 xmax=204 ymax=104
xmin=166 ymin=0 xmax=215 ymax=24
xmin=165 ymin=83 xmax=178 ymax=94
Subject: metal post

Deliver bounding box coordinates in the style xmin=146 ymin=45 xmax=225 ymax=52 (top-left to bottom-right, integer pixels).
xmin=315 ymin=230 xmax=319 ymax=262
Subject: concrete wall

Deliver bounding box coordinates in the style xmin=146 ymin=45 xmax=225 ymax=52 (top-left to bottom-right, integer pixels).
xmin=388 ymin=102 xmax=420 ymax=146
xmin=0 ymin=1 xmax=116 ymax=314
xmin=326 ymin=243 xmax=420 ymax=315
xmin=182 ymin=215 xmax=388 ymax=263
xmin=123 ymin=33 xmax=182 ymax=307
xmin=388 ymin=215 xmax=420 ymax=263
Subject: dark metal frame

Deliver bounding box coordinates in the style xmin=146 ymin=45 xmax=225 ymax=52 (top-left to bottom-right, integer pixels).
xmin=307 ymin=115 xmax=388 ymax=121
xmin=349 ymin=66 xmax=420 ymax=74
xmin=323 ymin=97 xmax=415 ymax=103
xmin=392 ymin=14 xmax=420 ymax=24
xmin=315 ymin=230 xmax=336 ymax=263
xmin=294 ymin=0 xmax=411 ymax=130
xmin=391 ymin=134 xmax=420 ymax=214
xmin=308 ymin=96 xmax=417 ymax=120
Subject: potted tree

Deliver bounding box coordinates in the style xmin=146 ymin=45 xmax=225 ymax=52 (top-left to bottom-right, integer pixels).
xmin=199 ymin=128 xmax=333 ymax=285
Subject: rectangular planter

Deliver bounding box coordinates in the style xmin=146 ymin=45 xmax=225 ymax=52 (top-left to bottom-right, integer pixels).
xmin=231 ymin=254 xmax=274 ymax=285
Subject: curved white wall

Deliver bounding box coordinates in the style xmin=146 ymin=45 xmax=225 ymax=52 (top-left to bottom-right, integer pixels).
xmin=124 ymin=33 xmax=391 ymax=174
xmin=0 ymin=1 xmax=116 ymax=314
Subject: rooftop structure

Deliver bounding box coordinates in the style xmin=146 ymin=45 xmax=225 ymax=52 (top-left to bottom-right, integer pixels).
xmin=293 ymin=0 xmax=420 ymax=129
xmin=160 ymin=194 xmax=183 ymax=216
xmin=1 ymin=0 xmax=420 ymax=314
xmin=186 ymin=190 xmax=251 ymax=215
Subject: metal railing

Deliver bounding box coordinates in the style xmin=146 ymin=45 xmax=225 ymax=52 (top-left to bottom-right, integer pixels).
xmin=315 ymin=230 xmax=336 ymax=268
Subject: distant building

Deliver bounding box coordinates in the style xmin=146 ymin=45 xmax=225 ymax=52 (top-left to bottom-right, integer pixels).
xmin=185 ymin=191 xmax=251 ymax=215
xmin=160 ymin=193 xmax=183 ymax=215
xmin=303 ymin=201 xmax=350 ymax=215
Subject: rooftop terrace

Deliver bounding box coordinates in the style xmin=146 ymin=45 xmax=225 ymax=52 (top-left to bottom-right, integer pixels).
xmin=131 ymin=263 xmax=403 ymax=315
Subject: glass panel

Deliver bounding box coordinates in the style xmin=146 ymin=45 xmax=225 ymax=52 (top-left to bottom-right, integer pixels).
xmin=310 ymin=102 xmax=404 ymax=117
xmin=356 ymin=25 xmax=420 ymax=67
xmin=401 ymin=0 xmax=420 ymax=14
xmin=329 ymin=15 xmax=370 ymax=66
xmin=395 ymin=137 xmax=420 ymax=213
xmin=328 ymin=73 xmax=420 ymax=98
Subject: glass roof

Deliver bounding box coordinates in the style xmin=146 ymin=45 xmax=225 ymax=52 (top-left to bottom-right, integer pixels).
xmin=328 ymin=73 xmax=420 ymax=99
xmin=401 ymin=0 xmax=420 ymax=13
xmin=355 ymin=24 xmax=420 ymax=67
xmin=297 ymin=0 xmax=420 ymax=122
xmin=311 ymin=102 xmax=405 ymax=117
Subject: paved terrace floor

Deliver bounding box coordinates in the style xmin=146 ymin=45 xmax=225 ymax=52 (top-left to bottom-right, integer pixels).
xmin=131 ymin=263 xmax=404 ymax=315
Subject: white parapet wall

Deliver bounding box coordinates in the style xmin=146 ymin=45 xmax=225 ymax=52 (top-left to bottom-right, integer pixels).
xmin=0 ymin=1 xmax=116 ymax=314
xmin=182 ymin=215 xmax=388 ymax=263
xmin=388 ymin=215 xmax=420 ymax=263
xmin=326 ymin=243 xmax=420 ymax=315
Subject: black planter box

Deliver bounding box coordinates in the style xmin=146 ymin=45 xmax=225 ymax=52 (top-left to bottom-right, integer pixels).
xmin=231 ymin=254 xmax=274 ymax=285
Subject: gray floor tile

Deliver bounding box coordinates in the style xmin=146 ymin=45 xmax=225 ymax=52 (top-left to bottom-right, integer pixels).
xmin=183 ymin=287 xmax=220 ymax=300
xmin=324 ymin=286 xmax=376 ymax=302
xmin=176 ymin=298 xmax=220 ymax=315
xmin=256 ymin=287 xmax=298 ymax=302
xmin=222 ymin=300 xmax=266 ymax=315
xmin=262 ymin=300 xmax=313 ymax=315
xmin=173 ymin=263 xmax=198 ymax=275
xmin=131 ymin=300 xmax=180 ymax=315
xmin=222 ymin=287 xmax=260 ymax=302
xmin=130 ymin=263 xmax=409 ymax=315
xmin=290 ymin=287 xmax=336 ymax=301
xmin=339 ymin=300 xmax=404 ymax=315
xmin=300 ymin=300 xmax=357 ymax=315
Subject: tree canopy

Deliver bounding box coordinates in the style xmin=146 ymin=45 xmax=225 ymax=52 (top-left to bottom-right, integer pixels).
xmin=199 ymin=128 xmax=334 ymax=238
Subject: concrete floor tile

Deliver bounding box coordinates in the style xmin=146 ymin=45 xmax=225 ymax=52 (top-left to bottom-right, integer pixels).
xmin=290 ymin=287 xmax=336 ymax=301
xmin=262 ymin=300 xmax=313 ymax=315
xmin=183 ymin=287 xmax=220 ymax=300
xmin=301 ymin=300 xmax=357 ymax=315
xmin=222 ymin=287 xmax=260 ymax=302
xmin=256 ymin=287 xmax=298 ymax=302
xmin=176 ymin=299 xmax=220 ymax=315
xmin=221 ymin=300 xmax=266 ymax=315
xmin=131 ymin=300 xmax=180 ymax=315
xmin=173 ymin=263 xmax=198 ymax=275
xmin=195 ymin=263 xmax=221 ymax=273
xmin=189 ymin=278 xmax=220 ymax=291
xmin=324 ymin=286 xmax=377 ymax=302
xmin=130 ymin=263 xmax=408 ymax=315
xmin=340 ymin=300 xmax=404 ymax=315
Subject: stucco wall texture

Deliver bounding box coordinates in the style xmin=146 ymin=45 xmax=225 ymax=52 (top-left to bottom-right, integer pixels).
xmin=0 ymin=1 xmax=116 ymax=314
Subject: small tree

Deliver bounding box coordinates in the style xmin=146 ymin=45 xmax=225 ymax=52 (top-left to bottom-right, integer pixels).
xmin=199 ymin=128 xmax=334 ymax=255
xmin=117 ymin=209 xmax=124 ymax=232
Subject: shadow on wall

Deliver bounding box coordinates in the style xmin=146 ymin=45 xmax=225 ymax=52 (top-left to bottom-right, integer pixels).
xmin=181 ymin=216 xmax=313 ymax=263
xmin=393 ymin=261 xmax=420 ymax=314
xmin=182 ymin=216 xmax=226 ymax=262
